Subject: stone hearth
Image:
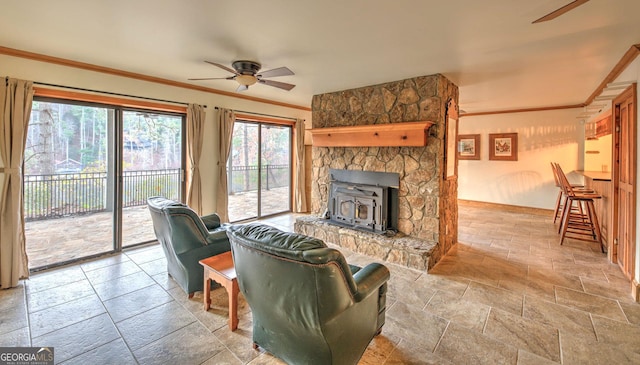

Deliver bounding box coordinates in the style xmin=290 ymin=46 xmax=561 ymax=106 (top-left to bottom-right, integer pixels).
xmin=295 ymin=217 xmax=437 ymax=270
xmin=298 ymin=73 xmax=459 ymax=270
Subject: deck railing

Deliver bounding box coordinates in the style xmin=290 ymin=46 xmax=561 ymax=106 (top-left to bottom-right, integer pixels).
xmin=23 ymin=164 xmax=290 ymax=220
xmin=228 ymin=164 xmax=290 ymax=194
xmin=122 ymin=169 xmax=181 ymax=207
xmin=23 ymin=169 xmax=181 ymax=220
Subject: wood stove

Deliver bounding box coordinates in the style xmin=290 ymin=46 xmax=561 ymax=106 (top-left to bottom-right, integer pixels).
xmin=328 ymin=169 xmax=399 ymax=234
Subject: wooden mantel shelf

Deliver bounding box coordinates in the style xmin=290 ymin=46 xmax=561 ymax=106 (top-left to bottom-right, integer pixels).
xmin=310 ymin=121 xmax=435 ymax=147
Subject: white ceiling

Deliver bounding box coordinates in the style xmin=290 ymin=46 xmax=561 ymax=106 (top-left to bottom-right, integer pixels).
xmin=2 ymin=0 xmax=640 ymax=113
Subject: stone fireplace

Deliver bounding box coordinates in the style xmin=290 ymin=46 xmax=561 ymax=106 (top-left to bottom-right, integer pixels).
xmin=295 ymin=74 xmax=458 ymax=270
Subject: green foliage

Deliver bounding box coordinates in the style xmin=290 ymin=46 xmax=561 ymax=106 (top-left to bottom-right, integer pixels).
xmin=26 ymin=102 xmax=182 ymax=175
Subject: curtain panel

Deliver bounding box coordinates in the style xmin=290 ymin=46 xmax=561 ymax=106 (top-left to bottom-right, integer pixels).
xmin=186 ymin=104 xmax=206 ymax=215
xmin=215 ymin=108 xmax=235 ymax=222
xmin=0 ymin=77 xmax=34 ymax=289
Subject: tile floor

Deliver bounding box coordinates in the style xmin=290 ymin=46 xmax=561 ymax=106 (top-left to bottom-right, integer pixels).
xmin=2 ymin=205 xmax=640 ymax=364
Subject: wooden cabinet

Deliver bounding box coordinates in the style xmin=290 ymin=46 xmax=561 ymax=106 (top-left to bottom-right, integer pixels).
xmin=584 ymin=174 xmax=613 ymax=259
xmin=585 ymin=111 xmax=612 ymax=139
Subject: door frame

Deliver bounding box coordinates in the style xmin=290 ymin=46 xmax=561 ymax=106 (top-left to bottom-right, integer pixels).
xmin=118 ymin=108 xmax=187 ymax=250
xmin=228 ymin=117 xmax=294 ymax=222
xmin=611 ymin=83 xmax=637 ymax=294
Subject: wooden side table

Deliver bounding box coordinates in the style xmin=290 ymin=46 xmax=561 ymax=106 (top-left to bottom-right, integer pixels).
xmin=199 ymin=251 xmax=239 ymax=331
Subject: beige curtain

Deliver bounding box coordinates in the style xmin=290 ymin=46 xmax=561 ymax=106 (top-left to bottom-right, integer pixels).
xmin=185 ymin=104 xmax=206 ymax=214
xmin=293 ymin=118 xmax=307 ymax=213
xmin=0 ymin=78 xmax=34 ymax=289
xmin=215 ymin=108 xmax=235 ymax=222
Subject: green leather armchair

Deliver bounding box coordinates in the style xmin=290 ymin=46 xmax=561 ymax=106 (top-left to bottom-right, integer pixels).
xmin=227 ymin=223 xmax=390 ymax=365
xmin=147 ymin=196 xmax=230 ymax=297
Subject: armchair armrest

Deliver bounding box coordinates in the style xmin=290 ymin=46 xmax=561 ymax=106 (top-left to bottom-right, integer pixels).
xmin=201 ymin=213 xmax=221 ymax=230
xmin=352 ymin=263 xmax=390 ymax=302
xmin=205 ymin=229 xmax=229 ymax=245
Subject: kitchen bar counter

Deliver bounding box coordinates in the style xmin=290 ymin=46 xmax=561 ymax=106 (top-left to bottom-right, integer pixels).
xmin=576 ymin=170 xmax=612 ymax=181
xmin=575 ymin=170 xmax=613 ymax=260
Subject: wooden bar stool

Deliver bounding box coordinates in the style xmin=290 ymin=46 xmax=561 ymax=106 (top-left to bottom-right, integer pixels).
xmin=550 ymin=162 xmax=570 ymax=224
xmin=551 ymin=162 xmax=591 ymax=230
xmin=551 ymin=162 xmax=593 ymax=225
xmin=555 ymin=164 xmax=605 ymax=253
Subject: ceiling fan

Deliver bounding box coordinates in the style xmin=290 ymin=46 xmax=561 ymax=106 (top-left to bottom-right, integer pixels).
xmin=532 ymin=0 xmax=590 ymax=24
xmin=189 ymin=60 xmax=296 ymax=92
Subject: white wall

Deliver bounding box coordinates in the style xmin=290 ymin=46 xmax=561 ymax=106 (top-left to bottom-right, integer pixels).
xmin=458 ymin=108 xmax=583 ymax=210
xmin=0 ymin=54 xmax=311 ymax=214
xmin=584 ymin=134 xmax=612 ymax=172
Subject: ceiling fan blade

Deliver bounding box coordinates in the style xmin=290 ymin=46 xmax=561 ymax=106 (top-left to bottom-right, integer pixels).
xmin=532 ymin=0 xmax=589 ymax=23
xmin=188 ymin=76 xmax=234 ymax=81
xmin=259 ymin=79 xmax=296 ymax=91
xmin=257 ymin=67 xmax=294 ymax=78
xmin=236 ymin=84 xmax=249 ymax=92
xmin=204 ymin=61 xmax=238 ymax=75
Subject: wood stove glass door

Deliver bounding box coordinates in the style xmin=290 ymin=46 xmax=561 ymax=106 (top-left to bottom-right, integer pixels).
xmin=354 ymin=197 xmax=375 ymax=227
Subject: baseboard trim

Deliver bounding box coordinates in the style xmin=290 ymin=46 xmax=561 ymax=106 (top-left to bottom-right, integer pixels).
xmin=458 ymin=199 xmax=553 ymax=217
xmin=633 ymin=279 xmax=640 ymax=303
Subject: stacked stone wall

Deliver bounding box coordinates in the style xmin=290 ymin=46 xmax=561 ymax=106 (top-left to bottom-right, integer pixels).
xmin=303 ymin=73 xmax=459 ymax=269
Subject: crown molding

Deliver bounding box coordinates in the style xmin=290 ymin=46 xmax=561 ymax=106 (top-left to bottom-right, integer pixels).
xmin=461 ymin=103 xmax=583 ymax=117
xmin=0 ymin=46 xmax=311 ymax=112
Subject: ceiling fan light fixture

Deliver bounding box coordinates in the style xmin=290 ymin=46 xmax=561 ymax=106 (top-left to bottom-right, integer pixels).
xmin=191 ymin=60 xmax=295 ymax=91
xmin=236 ymin=74 xmax=257 ymax=86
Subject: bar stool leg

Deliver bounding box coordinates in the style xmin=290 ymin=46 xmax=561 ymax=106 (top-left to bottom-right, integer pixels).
xmin=553 ymin=190 xmax=563 ymax=223
xmin=559 ymin=197 xmax=573 ymax=245
xmin=586 ymin=200 xmax=604 ymax=253
xmin=558 ymin=195 xmax=570 ymax=234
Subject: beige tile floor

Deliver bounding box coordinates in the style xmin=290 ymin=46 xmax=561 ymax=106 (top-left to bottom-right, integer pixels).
xmin=2 ymin=205 xmax=640 ymax=364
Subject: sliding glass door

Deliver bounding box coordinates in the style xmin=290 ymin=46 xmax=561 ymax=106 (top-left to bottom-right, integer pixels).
xmin=24 ymin=99 xmax=184 ymax=269
xmin=24 ymin=100 xmax=116 ymax=268
xmin=121 ymin=111 xmax=183 ymax=247
xmin=227 ymin=121 xmax=291 ymax=222
xmin=228 ymin=123 xmax=259 ymax=221
xmin=260 ymin=124 xmax=291 ymax=216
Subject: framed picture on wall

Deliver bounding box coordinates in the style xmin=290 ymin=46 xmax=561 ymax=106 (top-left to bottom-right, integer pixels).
xmin=457 ymin=134 xmax=481 ymax=160
xmin=489 ymin=133 xmax=518 ymax=161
